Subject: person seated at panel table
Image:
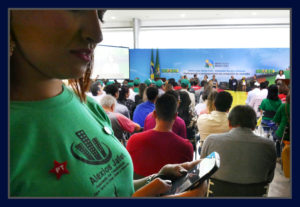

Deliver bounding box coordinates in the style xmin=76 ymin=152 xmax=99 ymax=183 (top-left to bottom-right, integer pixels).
xmin=133 ymin=86 xmax=158 ymax=127
xmin=228 ymin=75 xmax=238 ymax=91
xmin=144 ymin=90 xmax=187 ymax=139
xmin=197 ymin=91 xmax=233 ymax=146
xmin=210 ymin=74 xmax=218 ymax=89
xmin=104 ymin=83 xmax=130 ymax=118
xmin=10 ymin=9 xmax=207 ymax=198
xmin=127 ymin=93 xmax=194 ymax=179
xmin=101 ymin=95 xmax=140 ymax=146
xmin=201 ymin=105 xmax=276 ymax=186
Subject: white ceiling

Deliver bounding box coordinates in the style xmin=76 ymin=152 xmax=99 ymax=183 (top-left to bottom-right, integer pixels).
xmin=102 ymin=10 xmax=290 ymax=28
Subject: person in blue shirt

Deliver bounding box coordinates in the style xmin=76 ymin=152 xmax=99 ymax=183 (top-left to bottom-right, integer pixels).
xmin=133 ymin=86 xmax=158 ymax=127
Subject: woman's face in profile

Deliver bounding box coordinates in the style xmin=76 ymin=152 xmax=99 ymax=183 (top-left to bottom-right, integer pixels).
xmin=11 ymin=10 xmax=104 ymax=79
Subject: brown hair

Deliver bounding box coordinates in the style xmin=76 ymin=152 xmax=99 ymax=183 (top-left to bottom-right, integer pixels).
xmin=68 ymin=55 xmax=94 ymax=102
xmin=207 ymin=90 xmax=218 ymax=113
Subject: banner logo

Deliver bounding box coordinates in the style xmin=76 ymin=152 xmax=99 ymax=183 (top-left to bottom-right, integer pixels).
xmin=205 ymin=59 xmax=215 ymax=68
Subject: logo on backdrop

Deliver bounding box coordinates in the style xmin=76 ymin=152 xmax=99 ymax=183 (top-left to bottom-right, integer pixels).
xmin=70 ymin=130 xmax=112 ymax=165
xmin=205 ymin=59 xmax=215 ymax=68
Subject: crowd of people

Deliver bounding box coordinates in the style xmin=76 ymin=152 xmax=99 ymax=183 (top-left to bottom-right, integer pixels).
xmin=9 ymin=9 xmax=290 ymax=197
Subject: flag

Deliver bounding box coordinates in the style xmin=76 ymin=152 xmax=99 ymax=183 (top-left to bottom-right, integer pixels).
xmin=150 ymin=49 xmax=155 ymax=80
xmin=155 ymin=49 xmax=160 ymax=78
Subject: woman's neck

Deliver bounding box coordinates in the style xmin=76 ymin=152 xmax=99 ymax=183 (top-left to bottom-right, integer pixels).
xmin=10 ymin=54 xmax=63 ymax=101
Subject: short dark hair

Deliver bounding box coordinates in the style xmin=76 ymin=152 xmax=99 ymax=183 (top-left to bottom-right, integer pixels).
xmin=228 ymin=105 xmax=257 ymax=129
xmin=165 ymin=90 xmax=179 ymax=101
xmin=214 ymin=91 xmax=233 ymax=112
xmin=104 ymin=84 xmax=119 ymax=97
xmin=90 ymin=82 xmax=101 ymax=96
xmin=155 ymin=93 xmax=177 ymax=122
xmin=146 ymin=86 xmax=159 ymax=101
xmin=267 ymin=84 xmax=279 ymax=101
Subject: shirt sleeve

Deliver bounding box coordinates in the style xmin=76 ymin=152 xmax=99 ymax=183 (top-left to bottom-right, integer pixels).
xmin=259 ymin=99 xmax=266 ymax=110
xmin=116 ymin=113 xmax=136 ymax=133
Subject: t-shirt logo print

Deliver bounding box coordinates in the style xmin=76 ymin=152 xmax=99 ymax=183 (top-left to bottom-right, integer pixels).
xmin=71 ymin=130 xmax=112 ymax=165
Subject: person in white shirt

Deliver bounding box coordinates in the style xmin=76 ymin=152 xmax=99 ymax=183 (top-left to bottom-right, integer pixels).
xmin=249 ymin=81 xmax=268 ymax=118
xmin=275 ymin=70 xmax=286 ymax=80
xmin=86 ymin=81 xmax=106 ymax=104
xmin=128 ymin=82 xmax=137 ymax=101
xmin=245 ymin=81 xmax=260 ymax=105
xmin=197 ymin=91 xmax=233 ymax=143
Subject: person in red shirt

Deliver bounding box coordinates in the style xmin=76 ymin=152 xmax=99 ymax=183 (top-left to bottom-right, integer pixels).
xmin=143 ymin=90 xmax=187 ymax=138
xmin=127 ymin=93 xmax=194 ymax=179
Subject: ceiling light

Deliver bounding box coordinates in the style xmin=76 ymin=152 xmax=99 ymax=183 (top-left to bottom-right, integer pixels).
xmin=251 ymin=12 xmax=257 ymax=16
xmin=180 ymin=13 xmax=186 ymax=18
xmin=111 ymin=16 xmax=116 ymax=20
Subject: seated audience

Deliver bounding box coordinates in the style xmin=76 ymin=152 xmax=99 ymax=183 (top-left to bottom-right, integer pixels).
xmin=197 ymin=91 xmax=233 ymax=143
xmin=133 ymin=86 xmax=158 ymax=127
xmin=101 ymin=95 xmax=140 ymax=146
xmin=104 ymin=84 xmax=130 ymax=118
xmin=201 ymin=105 xmax=276 ymax=184
xmin=127 ymin=93 xmax=194 ymax=178
xmin=86 ymin=81 xmax=106 ymax=103
xmin=135 ymin=83 xmax=147 ymax=105
xmin=118 ymin=85 xmax=136 ymax=119
xmin=178 ymin=91 xmax=198 ymax=141
xmin=144 ymin=90 xmax=187 ymax=138
xmin=259 ymin=84 xmax=282 ymax=126
xmin=180 ymin=79 xmax=196 ymax=109
xmin=199 ymin=90 xmax=218 ymax=115
xmin=165 ymin=83 xmax=174 ymax=92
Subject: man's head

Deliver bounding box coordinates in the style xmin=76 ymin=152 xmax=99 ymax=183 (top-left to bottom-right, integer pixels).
xmin=100 ymin=95 xmax=116 ymax=112
xmin=214 ymin=91 xmax=233 ymax=112
xmin=228 ymin=105 xmax=257 ymax=130
xmin=154 ymin=93 xmax=178 ymax=122
xmin=146 ymin=86 xmax=159 ymax=102
xmin=134 ymin=78 xmax=140 ymax=87
xmin=231 ymin=76 xmax=234 ymax=79
xmin=90 ymin=81 xmax=101 ymax=96
xmin=165 ymin=90 xmax=180 ymax=107
xmin=104 ymin=84 xmax=119 ymax=98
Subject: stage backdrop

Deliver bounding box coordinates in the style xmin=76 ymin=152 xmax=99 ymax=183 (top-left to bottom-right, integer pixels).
xmin=129 ymin=48 xmax=290 ymax=83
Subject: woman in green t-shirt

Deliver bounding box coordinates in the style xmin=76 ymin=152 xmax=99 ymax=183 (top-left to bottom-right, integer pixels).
xmin=259 ymin=84 xmax=282 ymax=124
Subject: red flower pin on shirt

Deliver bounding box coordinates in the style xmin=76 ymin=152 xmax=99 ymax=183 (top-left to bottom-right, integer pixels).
xmin=49 ymin=160 xmax=69 ymax=180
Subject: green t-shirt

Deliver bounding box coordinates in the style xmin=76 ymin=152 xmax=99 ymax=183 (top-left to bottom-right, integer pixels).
xmin=10 ymin=85 xmax=134 ymax=197
xmin=273 ymin=103 xmax=290 ymax=138
xmin=259 ymin=99 xmax=282 ymax=120
xmin=133 ymin=87 xmax=139 ymax=93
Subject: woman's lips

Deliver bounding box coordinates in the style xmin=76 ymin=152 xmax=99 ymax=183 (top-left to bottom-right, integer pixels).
xmin=70 ymin=49 xmax=92 ymax=62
